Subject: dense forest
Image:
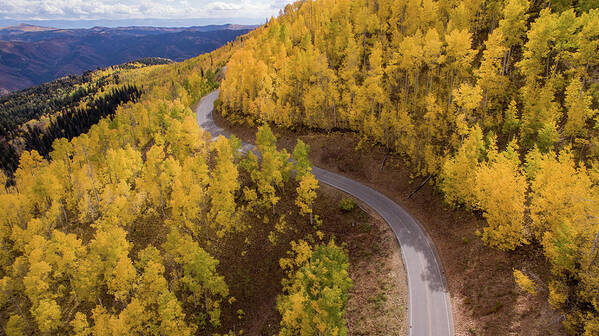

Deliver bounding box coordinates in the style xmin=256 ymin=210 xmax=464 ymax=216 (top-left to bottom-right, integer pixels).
xmin=3 ymin=0 xmax=599 ymax=333
xmin=0 ymin=59 xmax=171 ymax=174
xmin=0 ymin=72 xmax=103 ymax=136
xmin=0 ymin=42 xmax=353 ymax=335
xmin=0 ymin=57 xmax=173 ymax=137
xmin=23 ymin=85 xmax=142 ymax=158
xmin=0 ymin=71 xmax=110 ymax=175
xmin=217 ymin=0 xmax=599 ymax=333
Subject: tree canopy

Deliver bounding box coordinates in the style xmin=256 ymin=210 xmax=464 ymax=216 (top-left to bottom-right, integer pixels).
xmin=217 ymin=0 xmax=599 ymax=332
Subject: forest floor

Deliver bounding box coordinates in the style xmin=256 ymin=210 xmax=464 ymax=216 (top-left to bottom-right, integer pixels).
xmin=205 ymin=112 xmax=408 ymax=334
xmin=214 ymin=110 xmax=567 ymax=336
xmin=205 ymin=123 xmax=409 ymax=334
xmin=220 ymin=181 xmax=409 ymax=336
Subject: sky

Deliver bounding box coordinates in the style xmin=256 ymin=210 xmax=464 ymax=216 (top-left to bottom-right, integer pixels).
xmin=0 ymin=0 xmax=294 ymax=26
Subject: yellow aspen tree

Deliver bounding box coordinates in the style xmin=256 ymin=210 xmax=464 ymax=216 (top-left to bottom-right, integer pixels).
xmin=278 ymin=240 xmax=352 ymax=336
xmin=439 ymin=125 xmax=485 ymax=208
xmin=295 ymin=172 xmax=319 ymax=225
xmin=70 ymin=312 xmax=91 ymax=336
xmin=136 ymin=145 xmax=166 ymax=213
xmin=133 ymin=246 xmax=195 ymax=334
xmin=46 ymin=230 xmax=84 ymax=281
xmin=513 ymin=269 xmax=537 ymax=294
xmin=564 ymin=75 xmax=595 ymax=138
xmin=113 ymin=299 xmax=150 ymax=335
xmin=75 ymin=221 xmax=131 ymax=303
xmin=49 ymin=138 xmax=78 ymax=225
xmin=519 ymin=82 xmax=560 ymax=151
xmin=90 ymin=306 xmax=114 ymax=336
xmin=444 ymin=28 xmax=476 ymax=108
xmin=168 ymin=155 xmax=209 ymax=236
xmin=366 ymin=40 xmax=386 ymax=115
xmin=156 ymin=291 xmax=196 ymax=336
xmin=163 ymin=229 xmax=229 ymax=328
xmin=419 ymin=0 xmax=440 ymax=30
xmin=475 ymin=29 xmax=510 ymax=125
xmin=475 ymin=139 xmax=528 ymax=250
xmin=528 ymin=148 xmax=594 ymax=242
xmin=498 ymin=0 xmax=530 ymax=72
xmin=32 ymin=299 xmax=61 ymax=333
xmin=422 ymin=28 xmax=443 ymax=95
xmin=108 ymin=255 xmax=136 ymax=304
xmin=253 ymin=125 xmax=288 ymax=212
xmin=15 ymin=151 xmax=53 ymax=213
xmin=292 ymin=139 xmax=312 ymax=180
xmin=5 ymin=315 xmax=27 ymax=336
xmin=102 ymin=145 xmax=143 ymax=186
xmin=396 ymin=31 xmax=424 ymax=105
xmin=208 ymin=136 xmax=240 ymax=237
xmin=338 ymin=34 xmax=360 ymax=109
xmin=574 ymin=10 xmax=599 ymax=78
xmin=517 ymin=8 xmax=556 ymax=82
xmin=503 ymin=100 xmax=521 ymax=136
xmin=453 ymin=83 xmax=483 ymax=119
xmin=22 ymin=236 xmax=60 ymax=331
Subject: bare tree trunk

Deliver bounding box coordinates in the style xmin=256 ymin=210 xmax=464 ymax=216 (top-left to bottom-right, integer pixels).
xmin=333 ymin=100 xmax=337 ymax=128
xmin=408 ymin=175 xmax=432 ymax=199
xmin=380 ymin=149 xmax=390 ymax=170
xmin=502 ymin=47 xmax=512 ymax=76
xmin=13 ymin=297 xmax=30 ymax=330
xmin=447 ymin=70 xmax=455 ymax=111
xmin=589 ymin=229 xmax=599 ymax=268
xmin=404 ymin=72 xmax=409 ymax=106
xmin=414 ymin=70 xmax=419 ymax=98
xmin=82 ymin=144 xmax=100 ymax=215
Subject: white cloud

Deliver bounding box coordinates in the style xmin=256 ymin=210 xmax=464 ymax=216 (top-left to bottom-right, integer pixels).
xmin=0 ymin=0 xmax=295 ymax=20
xmin=208 ymin=1 xmax=243 ymax=11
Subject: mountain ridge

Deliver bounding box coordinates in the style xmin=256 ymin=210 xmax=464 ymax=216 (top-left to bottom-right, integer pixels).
xmin=0 ymin=24 xmax=255 ymax=93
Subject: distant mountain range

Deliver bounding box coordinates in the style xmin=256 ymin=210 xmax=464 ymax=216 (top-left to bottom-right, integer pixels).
xmin=0 ymin=18 xmax=266 ymax=29
xmin=0 ymin=23 xmax=255 ymax=93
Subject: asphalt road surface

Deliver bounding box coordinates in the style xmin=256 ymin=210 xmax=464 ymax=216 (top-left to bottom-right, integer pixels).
xmin=196 ymin=89 xmax=454 ymax=336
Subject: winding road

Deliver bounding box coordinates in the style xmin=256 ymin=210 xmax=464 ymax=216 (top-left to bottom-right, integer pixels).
xmin=196 ymin=89 xmax=454 ymax=336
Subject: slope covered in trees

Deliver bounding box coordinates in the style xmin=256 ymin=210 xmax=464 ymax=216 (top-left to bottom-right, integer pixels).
xmin=0 ymin=72 xmax=101 ymax=135
xmin=0 ymin=58 xmax=168 ymax=135
xmin=217 ymin=0 xmax=599 ymax=333
xmin=0 ymin=41 xmax=355 ymax=335
xmin=22 ymin=85 xmax=142 ymax=159
xmin=0 ymin=61 xmax=161 ymax=174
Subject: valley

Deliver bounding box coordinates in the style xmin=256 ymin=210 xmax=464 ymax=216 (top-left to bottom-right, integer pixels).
xmin=0 ymin=24 xmax=255 ymax=93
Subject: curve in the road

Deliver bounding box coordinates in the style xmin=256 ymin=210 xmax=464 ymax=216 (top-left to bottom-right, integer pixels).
xmin=196 ymin=89 xmax=454 ymax=336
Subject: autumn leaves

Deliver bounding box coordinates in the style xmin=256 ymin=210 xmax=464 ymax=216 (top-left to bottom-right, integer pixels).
xmin=217 ymin=0 xmax=599 ymax=333
xmin=0 ymin=43 xmax=353 ymax=335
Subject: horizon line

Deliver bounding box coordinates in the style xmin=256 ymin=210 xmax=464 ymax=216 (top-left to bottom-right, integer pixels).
xmin=0 ymin=17 xmax=271 ymax=29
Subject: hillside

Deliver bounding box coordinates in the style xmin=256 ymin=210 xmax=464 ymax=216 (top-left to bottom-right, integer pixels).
xmin=217 ymin=0 xmax=599 ymax=334
xmin=2 ymin=0 xmax=599 ymax=335
xmin=0 ymin=34 xmax=410 ymax=335
xmin=0 ymin=59 xmax=173 ymax=173
xmin=0 ymin=24 xmax=255 ymax=93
